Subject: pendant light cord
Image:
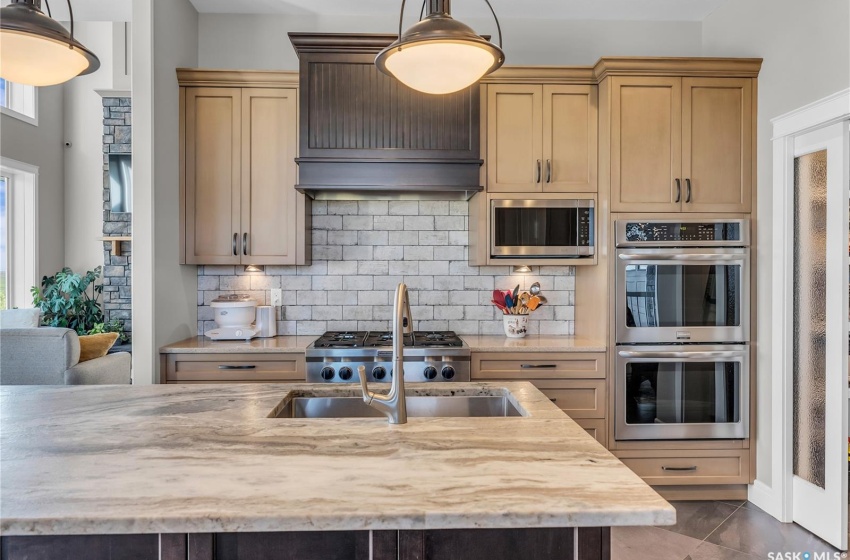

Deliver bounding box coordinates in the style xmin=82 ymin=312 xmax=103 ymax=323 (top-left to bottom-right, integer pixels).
xmin=397 ymin=0 xmax=503 ymax=49
xmin=481 ymin=0 xmax=502 ymax=49
xmin=41 ymin=0 xmax=75 ymax=46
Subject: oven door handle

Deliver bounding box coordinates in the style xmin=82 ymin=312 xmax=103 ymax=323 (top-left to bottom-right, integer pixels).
xmin=618 ymin=350 xmax=746 ymax=359
xmin=617 ymin=253 xmax=744 ymax=262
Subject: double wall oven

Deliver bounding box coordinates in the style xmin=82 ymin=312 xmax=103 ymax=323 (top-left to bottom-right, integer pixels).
xmin=614 ymin=219 xmax=750 ymax=441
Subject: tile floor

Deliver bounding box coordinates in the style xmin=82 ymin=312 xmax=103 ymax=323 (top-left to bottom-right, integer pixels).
xmin=612 ymin=501 xmax=842 ymax=560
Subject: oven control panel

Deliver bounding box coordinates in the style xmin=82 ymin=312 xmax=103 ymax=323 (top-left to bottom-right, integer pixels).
xmin=616 ymin=220 xmax=749 ymax=247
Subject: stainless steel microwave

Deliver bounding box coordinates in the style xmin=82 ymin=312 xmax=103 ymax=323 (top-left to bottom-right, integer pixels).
xmin=490 ymin=199 xmax=594 ymax=258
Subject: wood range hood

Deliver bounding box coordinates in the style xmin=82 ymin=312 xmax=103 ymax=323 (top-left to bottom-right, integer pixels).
xmin=289 ymin=33 xmax=484 ymax=201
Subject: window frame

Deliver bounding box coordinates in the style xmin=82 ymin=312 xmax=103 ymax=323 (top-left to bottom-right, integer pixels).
xmin=0 ymin=158 xmax=39 ymax=309
xmin=0 ymin=79 xmax=38 ymax=126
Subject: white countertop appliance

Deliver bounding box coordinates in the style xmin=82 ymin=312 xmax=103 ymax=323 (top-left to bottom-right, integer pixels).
xmin=205 ymin=294 xmax=259 ymax=341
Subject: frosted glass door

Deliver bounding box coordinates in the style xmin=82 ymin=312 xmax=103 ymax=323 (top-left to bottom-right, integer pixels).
xmin=790 ymin=123 xmax=849 ymax=551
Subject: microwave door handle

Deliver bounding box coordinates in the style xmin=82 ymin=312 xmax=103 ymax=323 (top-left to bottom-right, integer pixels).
xmin=617 ymin=253 xmax=744 ymax=261
xmin=618 ymin=350 xmax=746 ymax=359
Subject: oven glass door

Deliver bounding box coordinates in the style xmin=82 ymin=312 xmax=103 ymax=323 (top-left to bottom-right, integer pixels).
xmin=491 ymin=200 xmax=593 ymax=257
xmin=615 ymin=346 xmax=749 ymax=440
xmin=616 ymin=249 xmax=749 ymax=344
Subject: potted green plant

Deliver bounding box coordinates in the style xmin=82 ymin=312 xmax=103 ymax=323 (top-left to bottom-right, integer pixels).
xmin=30 ymin=267 xmax=128 ymax=342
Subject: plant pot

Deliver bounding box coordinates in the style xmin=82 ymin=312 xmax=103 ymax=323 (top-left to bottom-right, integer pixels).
xmin=503 ymin=315 xmax=529 ymax=338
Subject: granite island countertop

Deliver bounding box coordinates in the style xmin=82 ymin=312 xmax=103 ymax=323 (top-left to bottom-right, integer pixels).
xmin=0 ymin=382 xmax=672 ymax=536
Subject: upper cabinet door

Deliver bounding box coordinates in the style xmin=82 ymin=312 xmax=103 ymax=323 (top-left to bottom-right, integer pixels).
xmin=610 ymin=77 xmax=682 ymax=212
xmin=486 ymin=84 xmax=544 ymax=192
xmin=241 ymin=88 xmax=300 ymax=265
xmin=184 ymin=87 xmax=242 ymax=265
xmin=682 ymin=78 xmax=753 ymax=213
xmin=543 ymin=85 xmax=598 ymax=193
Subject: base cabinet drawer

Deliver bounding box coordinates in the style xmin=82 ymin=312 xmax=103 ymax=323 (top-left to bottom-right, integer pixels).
xmin=532 ymin=380 xmax=606 ymax=419
xmin=614 ymin=450 xmax=749 ymax=486
xmin=162 ymin=354 xmax=304 ymax=383
xmin=471 ymin=352 xmax=605 ymax=380
xmin=574 ymin=418 xmax=607 ymax=448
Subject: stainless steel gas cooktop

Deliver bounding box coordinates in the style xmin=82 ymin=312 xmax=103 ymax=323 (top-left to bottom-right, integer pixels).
xmin=306 ymin=331 xmax=470 ymax=383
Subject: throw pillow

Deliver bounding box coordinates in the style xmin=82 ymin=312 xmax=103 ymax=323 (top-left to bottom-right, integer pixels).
xmin=78 ymin=332 xmax=119 ymax=362
xmin=0 ymin=308 xmax=41 ymax=329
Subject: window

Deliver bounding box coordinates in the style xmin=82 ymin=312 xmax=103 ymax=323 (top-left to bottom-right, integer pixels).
xmin=0 ymin=78 xmax=38 ymax=125
xmin=0 ymin=158 xmax=38 ymax=309
xmin=0 ymin=176 xmax=6 ymax=310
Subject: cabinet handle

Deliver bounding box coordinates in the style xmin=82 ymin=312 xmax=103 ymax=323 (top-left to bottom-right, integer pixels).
xmin=535 ymin=160 xmax=541 ymax=183
xmin=243 ymin=233 xmax=249 ymax=256
xmin=546 ymin=159 xmax=552 ymax=183
xmin=674 ymin=178 xmax=681 ymax=203
xmin=685 ymin=178 xmax=692 ymax=203
xmin=521 ymin=364 xmax=557 ymax=369
xmin=218 ymin=365 xmax=257 ymax=370
xmin=232 ymin=233 xmax=238 ymax=256
xmin=661 ymin=465 xmax=697 ymax=472
xmin=548 ymin=397 xmax=558 ymax=402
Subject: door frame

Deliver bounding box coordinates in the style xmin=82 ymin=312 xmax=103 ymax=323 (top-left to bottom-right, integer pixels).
xmin=754 ymin=88 xmax=849 ymax=547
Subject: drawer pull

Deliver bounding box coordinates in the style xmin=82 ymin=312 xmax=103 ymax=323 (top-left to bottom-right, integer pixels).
xmin=549 ymin=397 xmax=557 ymax=402
xmin=218 ymin=365 xmax=257 ymax=370
xmin=521 ymin=364 xmax=557 ymax=369
xmin=661 ymin=465 xmax=698 ymax=472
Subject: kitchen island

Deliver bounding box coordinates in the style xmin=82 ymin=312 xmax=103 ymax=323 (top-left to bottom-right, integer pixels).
xmin=0 ymin=382 xmax=674 ymax=560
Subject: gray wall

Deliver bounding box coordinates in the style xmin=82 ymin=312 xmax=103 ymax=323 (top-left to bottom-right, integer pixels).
xmin=132 ymin=0 xmax=199 ymax=383
xmin=197 ymin=14 xmax=703 ymax=69
xmin=702 ymin=0 xmax=850 ymax=488
xmin=0 ymin=85 xmax=65 ymax=282
xmin=63 ymin=21 xmax=116 ymax=276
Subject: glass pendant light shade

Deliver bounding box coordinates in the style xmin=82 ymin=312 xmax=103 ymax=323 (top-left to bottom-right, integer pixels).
xmin=376 ymin=0 xmax=505 ymax=95
xmin=0 ymin=1 xmax=100 ymax=87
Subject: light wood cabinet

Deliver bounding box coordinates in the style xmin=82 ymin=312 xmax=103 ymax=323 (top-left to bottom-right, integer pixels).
xmin=614 ymin=449 xmax=749 ymax=486
xmin=608 ymin=76 xmax=752 ymax=212
xmin=179 ymin=70 xmax=309 ymax=265
xmin=486 ymin=84 xmax=597 ymax=193
xmin=471 ymin=351 xmax=608 ymax=444
xmin=161 ymin=353 xmax=305 ymax=384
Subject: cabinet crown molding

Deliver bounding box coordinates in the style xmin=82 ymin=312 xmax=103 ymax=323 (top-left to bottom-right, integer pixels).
xmin=483 ymin=66 xmax=596 ymax=84
xmin=177 ymin=69 xmax=299 ymax=88
xmin=593 ymin=57 xmax=763 ymax=80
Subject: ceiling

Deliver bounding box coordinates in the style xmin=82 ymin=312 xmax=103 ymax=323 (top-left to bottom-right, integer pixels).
xmin=0 ymin=0 xmax=131 ymax=21
xmin=187 ymin=0 xmax=728 ymax=22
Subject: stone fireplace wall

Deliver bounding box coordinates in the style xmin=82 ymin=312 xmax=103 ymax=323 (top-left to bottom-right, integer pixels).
xmin=102 ymin=97 xmax=132 ymax=338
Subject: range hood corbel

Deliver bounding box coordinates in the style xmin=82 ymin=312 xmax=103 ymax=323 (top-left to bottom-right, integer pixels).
xmin=289 ymin=33 xmax=484 ymax=201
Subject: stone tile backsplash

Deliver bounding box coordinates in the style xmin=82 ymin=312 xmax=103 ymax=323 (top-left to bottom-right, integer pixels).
xmin=197 ymin=200 xmax=576 ymax=336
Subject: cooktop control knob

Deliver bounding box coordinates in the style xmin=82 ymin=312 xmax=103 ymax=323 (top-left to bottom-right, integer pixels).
xmin=320 ymin=366 xmax=336 ymax=381
xmin=338 ymin=367 xmax=353 ymax=381
xmin=441 ymin=366 xmax=455 ymax=380
xmin=423 ymin=366 xmax=438 ymax=380
xmin=372 ymin=366 xmax=387 ymax=380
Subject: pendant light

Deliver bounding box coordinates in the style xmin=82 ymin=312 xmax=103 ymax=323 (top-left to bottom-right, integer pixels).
xmin=375 ymin=0 xmax=504 ymax=95
xmin=0 ymin=0 xmax=100 ymax=87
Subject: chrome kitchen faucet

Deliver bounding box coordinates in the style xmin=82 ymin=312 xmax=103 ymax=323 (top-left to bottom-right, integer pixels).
xmin=358 ymin=283 xmax=412 ymax=424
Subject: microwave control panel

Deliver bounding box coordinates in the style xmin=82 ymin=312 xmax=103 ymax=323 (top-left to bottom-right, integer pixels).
xmin=578 ymin=208 xmax=593 ymax=246
xmin=618 ymin=220 xmax=747 ymax=247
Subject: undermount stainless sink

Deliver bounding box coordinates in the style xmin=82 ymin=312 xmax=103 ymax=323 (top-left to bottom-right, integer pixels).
xmin=275 ymin=395 xmax=523 ymax=419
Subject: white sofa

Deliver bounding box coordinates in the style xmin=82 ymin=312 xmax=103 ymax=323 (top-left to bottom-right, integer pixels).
xmin=0 ymin=327 xmax=131 ymax=385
